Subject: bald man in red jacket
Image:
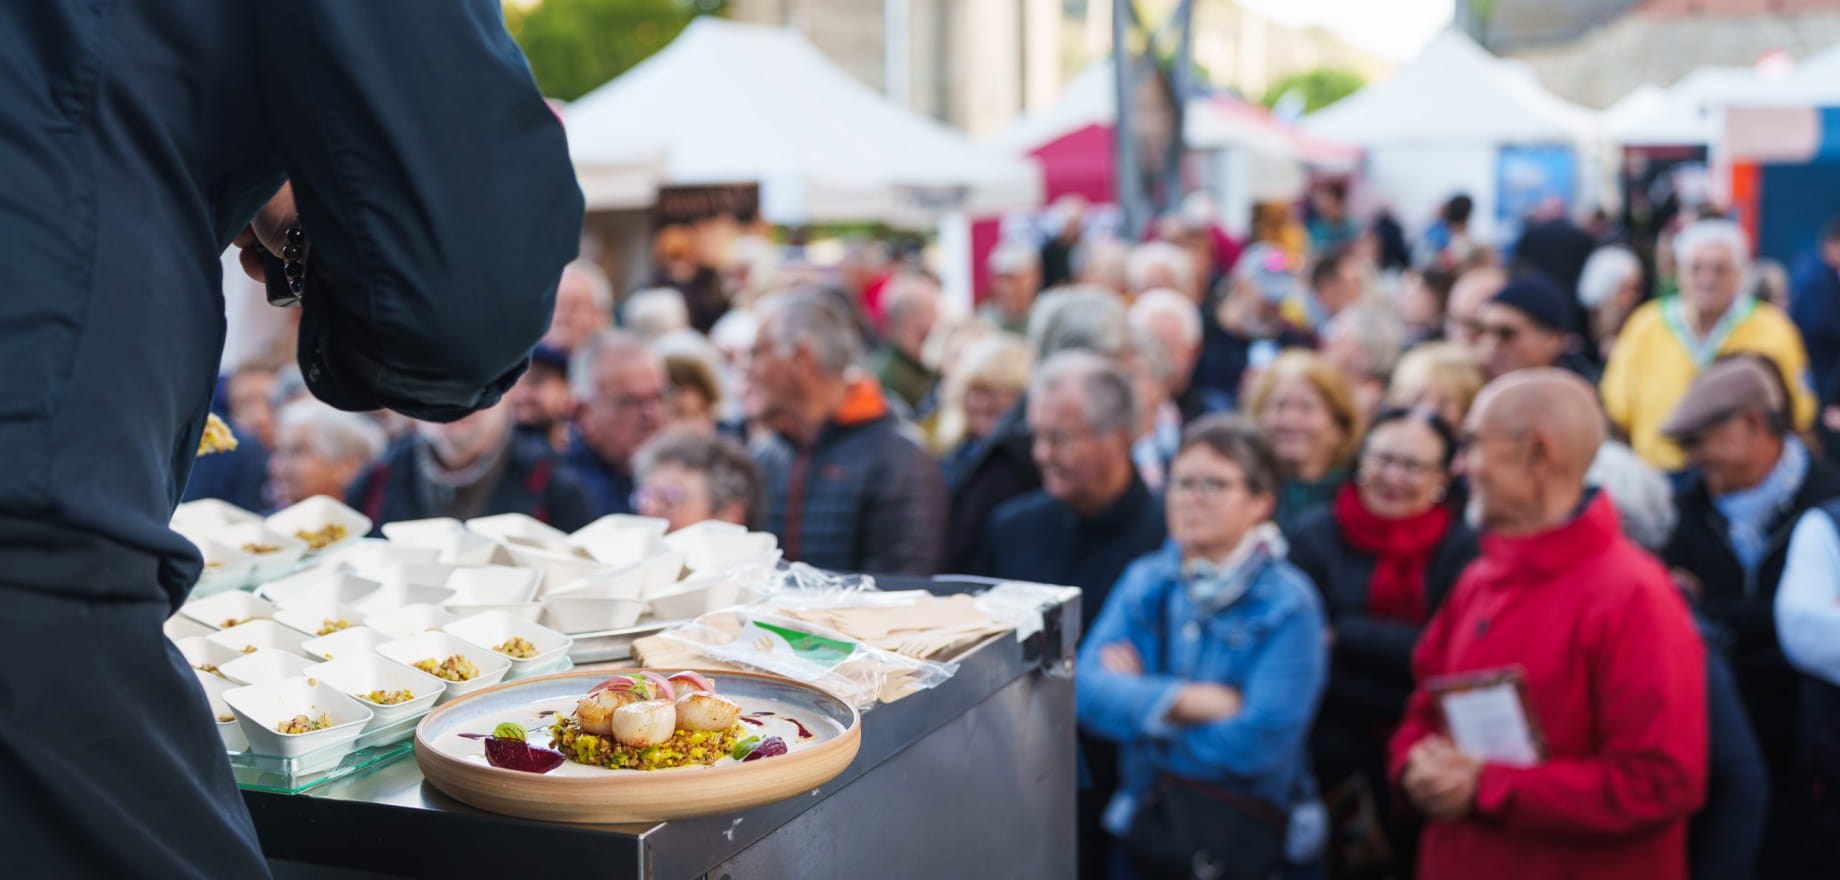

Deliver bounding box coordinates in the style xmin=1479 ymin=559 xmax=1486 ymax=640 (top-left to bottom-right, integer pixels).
xmin=1390 ymin=370 xmax=1707 ymax=879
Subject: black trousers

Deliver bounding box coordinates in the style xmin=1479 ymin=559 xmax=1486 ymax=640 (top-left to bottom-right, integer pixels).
xmin=0 ymin=586 xmax=269 ymax=878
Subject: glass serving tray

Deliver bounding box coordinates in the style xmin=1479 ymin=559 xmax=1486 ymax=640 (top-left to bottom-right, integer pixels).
xmin=231 ymin=739 xmax=415 ymax=795
xmin=227 ymin=657 xmax=575 ymax=794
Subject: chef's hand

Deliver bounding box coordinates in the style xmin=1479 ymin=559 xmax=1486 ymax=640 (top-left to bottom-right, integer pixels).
xmin=1168 ymin=682 xmax=1243 ymax=725
xmin=233 ymin=182 xmax=299 ymax=282
xmin=1402 ymin=736 xmax=1481 ymax=822
xmin=1099 ymin=642 xmax=1143 ymax=676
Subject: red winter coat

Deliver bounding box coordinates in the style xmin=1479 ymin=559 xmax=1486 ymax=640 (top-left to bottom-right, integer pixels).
xmin=1389 ymin=493 xmax=1708 ymax=880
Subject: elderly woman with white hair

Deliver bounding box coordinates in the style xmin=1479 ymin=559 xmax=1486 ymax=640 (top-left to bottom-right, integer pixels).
xmin=1601 ymin=218 xmax=1817 ymax=470
xmin=267 ymin=400 xmax=389 ymax=509
xmin=1577 ymin=245 xmax=1645 ymax=360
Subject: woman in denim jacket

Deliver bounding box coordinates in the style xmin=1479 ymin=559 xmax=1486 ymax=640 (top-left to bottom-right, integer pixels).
xmin=1078 ymin=415 xmax=1329 ymax=878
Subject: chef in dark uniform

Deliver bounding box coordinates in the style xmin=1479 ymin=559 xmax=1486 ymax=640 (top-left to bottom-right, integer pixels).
xmin=0 ymin=2 xmax=582 ymax=875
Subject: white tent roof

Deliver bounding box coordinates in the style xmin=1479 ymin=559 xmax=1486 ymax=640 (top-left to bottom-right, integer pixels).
xmin=1758 ymin=42 xmax=1840 ymax=106
xmin=1607 ymin=66 xmax=1773 ymax=145
xmin=565 ymin=18 xmax=1039 ymax=226
xmin=1301 ymin=30 xmax=1598 ymax=147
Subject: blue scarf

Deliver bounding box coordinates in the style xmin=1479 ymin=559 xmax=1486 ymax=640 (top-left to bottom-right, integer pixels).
xmin=1180 ymin=523 xmax=1287 ymax=613
xmin=1714 ymin=436 xmax=1808 ymax=572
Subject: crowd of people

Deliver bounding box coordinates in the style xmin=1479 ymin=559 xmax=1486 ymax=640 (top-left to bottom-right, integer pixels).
xmin=186 ymin=187 xmax=1840 ymax=880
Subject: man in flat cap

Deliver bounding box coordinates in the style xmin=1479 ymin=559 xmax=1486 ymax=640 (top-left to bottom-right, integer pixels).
xmin=1662 ymin=353 xmax=1840 ymax=874
xmin=1474 ymin=274 xmax=1599 ymax=382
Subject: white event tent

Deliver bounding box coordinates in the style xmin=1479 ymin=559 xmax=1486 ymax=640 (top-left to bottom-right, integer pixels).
xmin=564 ymin=17 xmax=1040 ymax=228
xmin=1302 ymin=30 xmax=1601 ymax=242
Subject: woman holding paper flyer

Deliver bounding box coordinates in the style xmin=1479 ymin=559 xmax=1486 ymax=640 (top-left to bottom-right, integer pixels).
xmin=1077 ymin=416 xmax=1328 ymax=880
xmin=1389 ymin=370 xmax=1707 ymax=880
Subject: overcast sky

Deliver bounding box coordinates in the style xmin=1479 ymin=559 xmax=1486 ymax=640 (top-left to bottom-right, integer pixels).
xmin=1237 ymin=0 xmax=1456 ymax=61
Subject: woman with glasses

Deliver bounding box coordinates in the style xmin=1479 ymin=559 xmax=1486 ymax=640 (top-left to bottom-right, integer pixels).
xmin=1285 ymin=407 xmax=1479 ymax=877
xmin=633 ymin=428 xmax=764 ymax=532
xmin=1078 ymin=416 xmax=1327 ymax=880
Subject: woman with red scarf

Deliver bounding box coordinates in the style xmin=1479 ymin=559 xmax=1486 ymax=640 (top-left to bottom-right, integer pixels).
xmin=1286 ymin=408 xmax=1479 ymax=877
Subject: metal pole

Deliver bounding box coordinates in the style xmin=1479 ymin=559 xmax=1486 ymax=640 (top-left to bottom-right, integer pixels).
xmin=884 ymin=0 xmax=910 ymax=107
xmin=1112 ymin=0 xmax=1143 ymax=239
xmin=1162 ymin=0 xmax=1195 ymax=217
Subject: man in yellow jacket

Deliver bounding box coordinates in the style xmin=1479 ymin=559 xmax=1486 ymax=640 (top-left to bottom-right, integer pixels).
xmin=1603 ymin=219 xmax=1816 ymax=471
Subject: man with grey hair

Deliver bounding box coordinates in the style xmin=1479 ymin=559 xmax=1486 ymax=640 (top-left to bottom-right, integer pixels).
xmin=545 ymin=259 xmax=616 ymax=354
xmin=1027 ymin=285 xmax=1133 ymax=362
xmin=1321 ymin=303 xmax=1403 ymax=420
xmin=1130 ymin=289 xmax=1231 ymax=426
xmin=869 ymin=272 xmax=941 ymax=412
xmin=622 ymin=287 xmax=691 ymax=341
xmin=748 ymin=291 xmax=946 ymax=574
xmin=979 ymin=350 xmax=1166 ymax=880
xmin=565 ymin=329 xmax=669 ymax=516
xmin=982 ymin=242 xmax=1041 ymax=335
xmin=1603 ymin=218 xmax=1816 ymax=470
xmin=980 ymin=351 xmax=1165 ymax=627
xmin=942 ymin=285 xmax=1135 ymax=573
xmin=1127 ymin=240 xmax=1198 ymax=301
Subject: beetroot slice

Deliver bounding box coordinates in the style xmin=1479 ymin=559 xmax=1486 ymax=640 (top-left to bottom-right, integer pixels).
xmin=484 ymin=737 xmax=565 ymax=773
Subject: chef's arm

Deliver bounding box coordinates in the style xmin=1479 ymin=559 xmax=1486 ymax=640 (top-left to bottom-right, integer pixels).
xmin=256 ymin=0 xmax=583 ymax=421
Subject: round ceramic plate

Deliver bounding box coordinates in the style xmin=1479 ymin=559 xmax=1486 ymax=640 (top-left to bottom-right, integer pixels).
xmin=415 ymin=668 xmax=861 ymax=824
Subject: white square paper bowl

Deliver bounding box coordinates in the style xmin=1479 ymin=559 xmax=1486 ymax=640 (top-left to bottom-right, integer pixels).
xmin=207 ymin=618 xmax=308 ymax=656
xmin=541 ymin=596 xmax=648 ymax=634
xmin=175 ymin=637 xmax=242 ymax=675
xmin=443 ymin=610 xmax=573 ymax=676
xmin=187 ymin=539 xmax=258 ymax=596
xmin=568 ymin=515 xmax=669 ymax=567
xmin=218 ymin=648 xmax=322 ymax=686
xmin=632 ymin=551 xmax=690 ymax=598
xmin=365 ymin=603 xmax=460 ymax=640
xmin=375 ymin=632 xmax=511 ymax=702
xmin=191 ymin=669 xmax=248 ymax=752
xmin=224 ymin=677 xmax=372 ymax=759
xmin=262 ymin=570 xmax=381 ymax=611
xmin=379 ymin=517 xmax=466 ymax=548
xmin=300 ymin=625 xmax=386 ymax=662
xmin=464 ymin=513 xmax=571 ymax=550
xmin=683 ymin=532 xmax=781 ymax=575
xmin=503 ymin=543 xmax=606 ymax=597
xmin=326 ymin=542 xmax=441 ymax=583
xmin=172 ymin=498 xmax=264 ymax=531
xmin=643 ymin=577 xmax=744 ymax=622
xmin=444 ymin=566 xmax=541 ymax=605
xmin=309 ymin=655 xmax=446 ymax=729
xmin=442 ymin=602 xmax=544 ymax=624
xmin=180 ymin=590 xmax=278 ymax=631
xmin=164 ymin=612 xmax=215 ymax=642
xmin=210 ymin=522 xmax=311 ymax=583
xmin=352 ymin=581 xmax=456 ymax=617
xmin=264 ymin=495 xmax=372 ymax=557
xmin=549 ymin=564 xmax=649 ymax=601
xmin=272 ymin=604 xmax=368 ymax=638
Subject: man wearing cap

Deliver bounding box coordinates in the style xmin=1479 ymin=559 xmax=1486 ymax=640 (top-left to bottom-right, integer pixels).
xmin=1661 ymin=353 xmax=1840 ymax=874
xmin=1474 ymin=274 xmax=1599 ymax=382
xmin=506 ymin=342 xmax=575 ymax=453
